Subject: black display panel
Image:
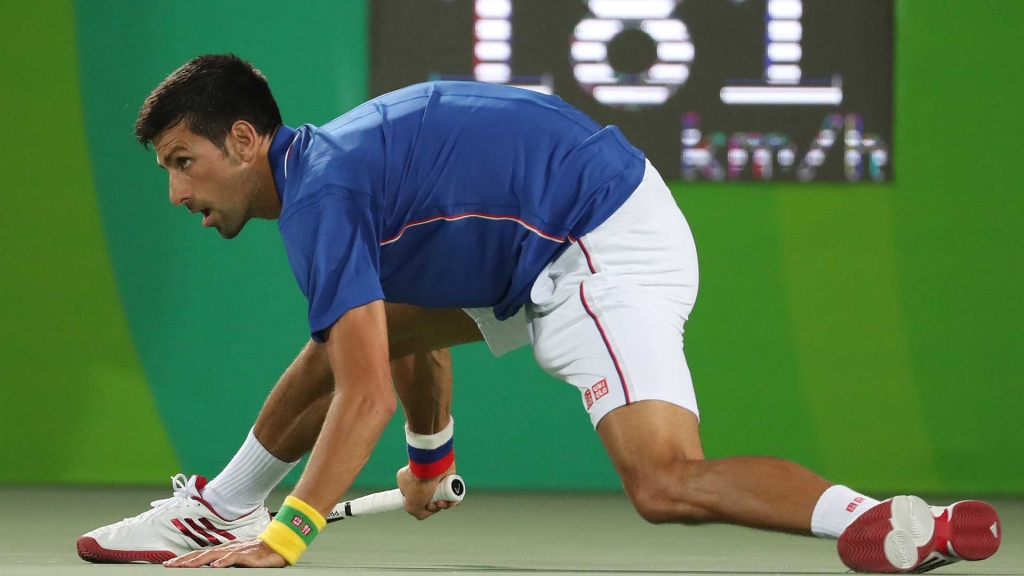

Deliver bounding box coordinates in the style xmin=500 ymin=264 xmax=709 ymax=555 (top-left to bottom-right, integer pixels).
xmin=371 ymin=0 xmax=894 ymax=182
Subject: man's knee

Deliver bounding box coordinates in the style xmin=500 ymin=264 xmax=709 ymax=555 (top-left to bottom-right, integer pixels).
xmin=620 ymin=456 xmax=712 ymax=526
xmin=628 ymin=483 xmax=676 ymax=524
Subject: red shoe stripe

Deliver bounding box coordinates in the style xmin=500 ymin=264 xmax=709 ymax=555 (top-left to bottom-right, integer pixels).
xmin=200 ymin=517 xmax=237 ymax=541
xmin=185 ymin=518 xmax=222 ymax=545
xmin=171 ymin=518 xmax=209 ymax=548
xmin=933 ymin=508 xmax=953 ymax=557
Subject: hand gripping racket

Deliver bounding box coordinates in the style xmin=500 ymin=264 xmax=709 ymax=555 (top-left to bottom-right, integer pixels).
xmin=270 ymin=475 xmax=465 ymax=524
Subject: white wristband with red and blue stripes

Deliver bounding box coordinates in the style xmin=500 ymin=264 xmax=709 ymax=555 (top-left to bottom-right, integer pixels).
xmin=406 ymin=416 xmax=454 ymax=479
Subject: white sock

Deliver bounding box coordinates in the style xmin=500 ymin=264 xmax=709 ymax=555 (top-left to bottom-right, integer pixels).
xmin=811 ymin=485 xmax=880 ymax=539
xmin=202 ymin=428 xmax=297 ymax=520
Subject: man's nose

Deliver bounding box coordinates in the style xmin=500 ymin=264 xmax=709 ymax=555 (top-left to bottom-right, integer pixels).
xmin=168 ymin=174 xmax=189 ymax=207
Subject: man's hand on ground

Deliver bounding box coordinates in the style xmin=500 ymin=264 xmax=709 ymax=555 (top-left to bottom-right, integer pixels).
xmin=397 ymin=462 xmax=459 ymax=520
xmin=164 ymin=539 xmax=286 ymax=568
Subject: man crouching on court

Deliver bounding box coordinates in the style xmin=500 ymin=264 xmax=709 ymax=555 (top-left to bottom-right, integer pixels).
xmin=78 ymin=55 xmax=1000 ymax=573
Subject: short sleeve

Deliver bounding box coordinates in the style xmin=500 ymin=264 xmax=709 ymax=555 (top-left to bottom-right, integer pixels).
xmin=279 ymin=191 xmax=385 ymax=342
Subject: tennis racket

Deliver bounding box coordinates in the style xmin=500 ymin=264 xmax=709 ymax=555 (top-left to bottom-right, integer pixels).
xmin=270 ymin=474 xmax=465 ymax=524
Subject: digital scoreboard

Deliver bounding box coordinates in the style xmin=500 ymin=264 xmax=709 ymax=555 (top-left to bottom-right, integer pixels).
xmin=371 ymin=0 xmax=894 ymax=183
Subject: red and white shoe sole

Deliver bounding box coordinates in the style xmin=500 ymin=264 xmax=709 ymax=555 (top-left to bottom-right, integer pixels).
xmin=940 ymin=500 xmax=1001 ymax=560
xmin=76 ymin=536 xmax=175 ymax=564
xmin=912 ymin=500 xmax=1002 ymax=573
xmin=839 ymin=496 xmax=937 ymax=573
xmin=838 ymin=496 xmax=1001 ymax=573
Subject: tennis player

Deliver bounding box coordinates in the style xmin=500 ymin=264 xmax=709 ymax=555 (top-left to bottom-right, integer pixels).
xmin=78 ymin=55 xmax=1000 ymax=573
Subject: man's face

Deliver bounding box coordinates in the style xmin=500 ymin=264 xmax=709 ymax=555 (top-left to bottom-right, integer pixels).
xmin=153 ymin=122 xmax=259 ymax=239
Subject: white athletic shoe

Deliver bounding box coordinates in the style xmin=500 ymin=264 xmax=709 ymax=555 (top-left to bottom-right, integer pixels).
xmin=77 ymin=473 xmax=270 ymax=564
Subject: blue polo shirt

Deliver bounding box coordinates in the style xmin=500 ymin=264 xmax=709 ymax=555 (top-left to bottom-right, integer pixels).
xmin=270 ymin=82 xmax=645 ymax=342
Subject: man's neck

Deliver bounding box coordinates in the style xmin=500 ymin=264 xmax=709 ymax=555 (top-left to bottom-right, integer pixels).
xmin=253 ymin=140 xmax=283 ymax=220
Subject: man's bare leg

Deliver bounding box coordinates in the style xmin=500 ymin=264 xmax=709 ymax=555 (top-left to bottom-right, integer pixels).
xmin=252 ymin=342 xmax=334 ymax=461
xmin=595 ymin=401 xmax=1010 ymax=574
xmin=597 ymin=400 xmax=854 ymax=535
xmin=202 ymin=305 xmax=480 ymax=518
xmin=390 ymin=348 xmax=453 ymax=434
xmin=202 ymin=341 xmax=333 ymax=519
xmin=255 ymin=304 xmax=480 ymax=459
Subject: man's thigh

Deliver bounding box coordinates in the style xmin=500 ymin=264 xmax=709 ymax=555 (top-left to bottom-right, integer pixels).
xmin=385 ymin=304 xmax=483 ymax=358
xmin=597 ymin=400 xmax=705 ymax=474
xmin=528 ymin=274 xmax=700 ymax=428
xmin=386 ymin=303 xmax=530 ymax=359
xmin=525 ymin=160 xmax=700 ymax=428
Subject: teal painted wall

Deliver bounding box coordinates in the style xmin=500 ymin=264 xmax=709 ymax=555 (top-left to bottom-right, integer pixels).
xmin=73 ymin=0 xmax=378 ymax=485
xmin=1 ymin=0 xmax=1020 ymax=493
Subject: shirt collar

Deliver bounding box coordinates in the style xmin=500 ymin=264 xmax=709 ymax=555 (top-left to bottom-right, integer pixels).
xmin=268 ymin=125 xmax=297 ymax=202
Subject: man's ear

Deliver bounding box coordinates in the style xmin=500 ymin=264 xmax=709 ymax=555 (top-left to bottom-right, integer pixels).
xmin=229 ymin=120 xmax=260 ymax=162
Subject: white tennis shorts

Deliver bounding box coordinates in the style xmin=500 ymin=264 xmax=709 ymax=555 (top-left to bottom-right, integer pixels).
xmin=467 ymin=159 xmax=700 ymax=428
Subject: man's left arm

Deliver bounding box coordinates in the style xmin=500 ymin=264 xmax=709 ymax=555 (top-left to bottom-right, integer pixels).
xmin=289 ymin=299 xmax=394 ymax=514
xmin=166 ymin=299 xmax=393 ymax=568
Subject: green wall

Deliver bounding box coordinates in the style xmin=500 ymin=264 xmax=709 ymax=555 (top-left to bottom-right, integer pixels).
xmin=674 ymin=1 xmax=1024 ymax=493
xmin=1 ymin=0 xmax=1020 ymax=493
xmin=0 ymin=1 xmax=178 ymax=483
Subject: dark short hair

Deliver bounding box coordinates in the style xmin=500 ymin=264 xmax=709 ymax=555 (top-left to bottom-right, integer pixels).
xmin=134 ymin=54 xmax=282 ymax=149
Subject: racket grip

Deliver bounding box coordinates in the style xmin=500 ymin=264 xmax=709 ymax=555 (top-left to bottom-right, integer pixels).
xmin=344 ymin=474 xmax=465 ymax=517
xmin=435 ymin=474 xmax=466 ymax=502
xmin=346 ymin=489 xmax=404 ymax=516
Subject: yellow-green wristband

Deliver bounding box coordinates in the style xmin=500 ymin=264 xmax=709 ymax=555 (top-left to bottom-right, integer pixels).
xmin=257 ymin=496 xmax=327 ymax=566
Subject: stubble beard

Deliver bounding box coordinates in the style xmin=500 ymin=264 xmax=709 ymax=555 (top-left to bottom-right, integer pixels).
xmin=217 ymin=166 xmax=264 ymax=240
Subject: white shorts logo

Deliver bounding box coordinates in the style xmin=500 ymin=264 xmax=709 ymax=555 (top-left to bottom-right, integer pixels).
xmin=584 ymin=379 xmax=611 ymax=411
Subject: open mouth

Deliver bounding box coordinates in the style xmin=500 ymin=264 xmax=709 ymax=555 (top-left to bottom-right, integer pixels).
xmin=201 ymin=209 xmax=212 ymax=227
